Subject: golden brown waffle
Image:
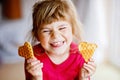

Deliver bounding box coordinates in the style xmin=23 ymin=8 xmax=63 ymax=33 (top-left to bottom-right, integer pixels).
xmin=18 ymin=42 xmax=34 ymax=59
xmin=78 ymin=42 xmax=97 ymax=62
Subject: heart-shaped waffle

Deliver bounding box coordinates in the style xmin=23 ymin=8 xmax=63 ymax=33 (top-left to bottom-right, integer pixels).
xmin=78 ymin=42 xmax=97 ymax=62
xmin=18 ymin=42 xmax=34 ymax=59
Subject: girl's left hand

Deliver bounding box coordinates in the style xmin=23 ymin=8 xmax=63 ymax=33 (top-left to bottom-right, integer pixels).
xmin=80 ymin=58 xmax=96 ymax=80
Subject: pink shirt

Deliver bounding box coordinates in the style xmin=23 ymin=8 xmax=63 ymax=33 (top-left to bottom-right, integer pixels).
xmin=25 ymin=42 xmax=85 ymax=80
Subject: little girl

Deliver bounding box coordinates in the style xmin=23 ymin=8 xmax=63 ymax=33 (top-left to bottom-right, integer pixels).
xmin=25 ymin=0 xmax=96 ymax=80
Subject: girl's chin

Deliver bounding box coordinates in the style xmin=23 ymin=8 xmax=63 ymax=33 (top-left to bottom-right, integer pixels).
xmin=47 ymin=43 xmax=69 ymax=55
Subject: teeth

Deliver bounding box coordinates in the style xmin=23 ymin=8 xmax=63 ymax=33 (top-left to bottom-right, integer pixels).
xmin=51 ymin=41 xmax=63 ymax=47
xmin=53 ymin=42 xmax=60 ymax=45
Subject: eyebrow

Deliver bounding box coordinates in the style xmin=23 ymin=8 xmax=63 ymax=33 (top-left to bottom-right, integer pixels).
xmin=59 ymin=24 xmax=68 ymax=26
xmin=40 ymin=27 xmax=51 ymax=30
xmin=39 ymin=22 xmax=68 ymax=30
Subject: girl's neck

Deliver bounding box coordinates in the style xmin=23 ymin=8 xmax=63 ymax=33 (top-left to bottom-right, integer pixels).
xmin=46 ymin=51 xmax=70 ymax=65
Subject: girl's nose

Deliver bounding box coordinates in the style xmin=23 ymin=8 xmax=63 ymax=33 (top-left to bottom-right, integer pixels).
xmin=51 ymin=31 xmax=61 ymax=39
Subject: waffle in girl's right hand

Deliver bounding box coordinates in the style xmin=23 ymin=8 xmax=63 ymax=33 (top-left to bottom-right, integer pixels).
xmin=18 ymin=42 xmax=34 ymax=59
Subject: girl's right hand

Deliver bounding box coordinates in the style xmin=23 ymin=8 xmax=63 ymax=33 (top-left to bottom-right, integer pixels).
xmin=26 ymin=58 xmax=43 ymax=80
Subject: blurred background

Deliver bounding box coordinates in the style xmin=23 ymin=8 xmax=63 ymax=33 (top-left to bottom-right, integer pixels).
xmin=0 ymin=0 xmax=120 ymax=80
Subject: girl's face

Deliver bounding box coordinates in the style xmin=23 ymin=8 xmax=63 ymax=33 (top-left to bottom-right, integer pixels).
xmin=38 ymin=21 xmax=73 ymax=55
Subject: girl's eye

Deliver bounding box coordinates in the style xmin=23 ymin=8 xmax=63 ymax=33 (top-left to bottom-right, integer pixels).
xmin=41 ymin=30 xmax=51 ymax=33
xmin=59 ymin=27 xmax=67 ymax=30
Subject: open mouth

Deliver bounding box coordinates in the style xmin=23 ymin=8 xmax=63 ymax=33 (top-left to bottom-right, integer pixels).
xmin=50 ymin=41 xmax=65 ymax=48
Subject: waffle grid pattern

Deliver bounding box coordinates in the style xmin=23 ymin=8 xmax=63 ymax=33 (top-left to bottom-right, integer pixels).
xmin=18 ymin=42 xmax=34 ymax=59
xmin=79 ymin=42 xmax=97 ymax=62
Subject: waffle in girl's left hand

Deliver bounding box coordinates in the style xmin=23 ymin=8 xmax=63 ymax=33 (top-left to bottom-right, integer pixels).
xmin=78 ymin=42 xmax=97 ymax=62
xmin=18 ymin=42 xmax=34 ymax=59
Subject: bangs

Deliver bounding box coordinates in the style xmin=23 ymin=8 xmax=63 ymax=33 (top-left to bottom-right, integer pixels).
xmin=40 ymin=6 xmax=68 ymax=24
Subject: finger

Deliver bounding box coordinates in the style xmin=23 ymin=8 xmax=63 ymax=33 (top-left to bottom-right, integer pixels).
xmin=27 ymin=57 xmax=37 ymax=63
xmin=26 ymin=60 xmax=40 ymax=70
xmin=83 ymin=66 xmax=93 ymax=76
xmin=31 ymin=63 xmax=43 ymax=71
xmin=84 ymin=62 xmax=96 ymax=72
xmin=87 ymin=61 xmax=97 ymax=69
xmin=89 ymin=58 xmax=94 ymax=62
xmin=83 ymin=63 xmax=96 ymax=76
xmin=81 ymin=68 xmax=89 ymax=78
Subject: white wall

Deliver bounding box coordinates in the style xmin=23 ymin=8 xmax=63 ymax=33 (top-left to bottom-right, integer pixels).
xmin=108 ymin=0 xmax=120 ymax=67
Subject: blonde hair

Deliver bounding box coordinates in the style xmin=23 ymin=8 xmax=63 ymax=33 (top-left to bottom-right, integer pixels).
xmin=32 ymin=0 xmax=83 ymax=44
